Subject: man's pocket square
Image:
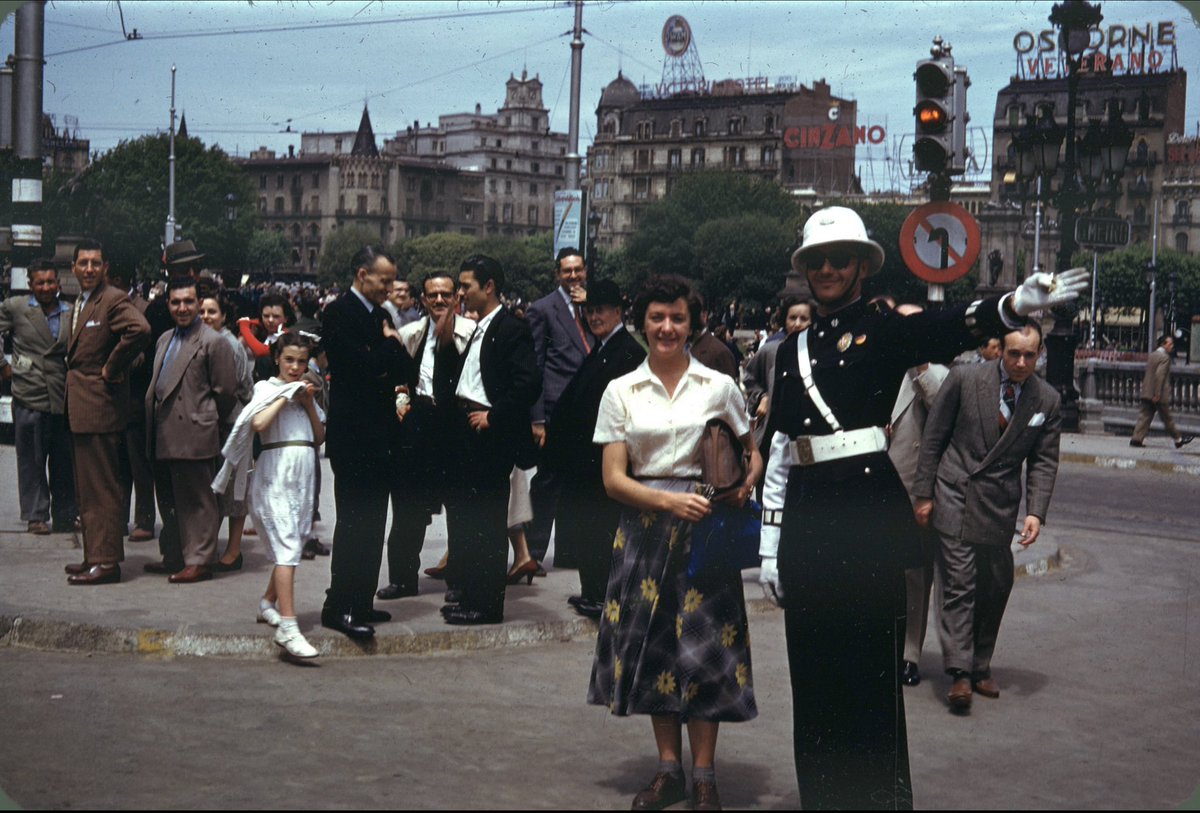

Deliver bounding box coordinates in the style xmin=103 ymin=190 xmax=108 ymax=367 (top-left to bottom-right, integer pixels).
xmin=1029 ymin=412 xmax=1046 ymax=427
xmin=85 ymin=320 xmax=101 ymax=327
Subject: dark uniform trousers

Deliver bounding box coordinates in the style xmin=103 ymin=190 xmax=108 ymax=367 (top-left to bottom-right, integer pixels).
xmin=328 ymin=454 xmax=394 ymax=616
xmin=155 ymin=457 xmax=220 ymax=568
xmin=122 ymin=422 xmax=156 ymax=533
xmin=443 ymin=409 xmax=511 ymax=618
xmin=936 ymin=534 xmax=1015 ymax=678
xmin=73 ymin=432 xmax=128 ymax=565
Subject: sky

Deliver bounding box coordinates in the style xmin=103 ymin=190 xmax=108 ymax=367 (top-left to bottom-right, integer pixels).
xmin=2 ymin=0 xmax=1198 ymax=192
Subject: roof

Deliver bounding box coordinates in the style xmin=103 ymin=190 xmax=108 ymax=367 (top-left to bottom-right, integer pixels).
xmin=352 ymin=106 xmax=379 ymax=157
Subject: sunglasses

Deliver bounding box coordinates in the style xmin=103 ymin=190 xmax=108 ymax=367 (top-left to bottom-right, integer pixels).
xmin=803 ymin=250 xmax=858 ymax=272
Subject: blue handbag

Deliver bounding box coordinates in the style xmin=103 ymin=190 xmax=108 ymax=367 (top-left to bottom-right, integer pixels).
xmin=687 ymin=499 xmax=763 ymax=581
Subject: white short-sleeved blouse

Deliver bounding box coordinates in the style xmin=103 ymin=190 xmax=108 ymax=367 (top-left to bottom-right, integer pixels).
xmin=593 ymin=355 xmax=750 ymax=479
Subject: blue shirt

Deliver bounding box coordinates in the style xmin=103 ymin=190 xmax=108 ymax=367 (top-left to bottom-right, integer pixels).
xmin=30 ymin=296 xmax=70 ymax=342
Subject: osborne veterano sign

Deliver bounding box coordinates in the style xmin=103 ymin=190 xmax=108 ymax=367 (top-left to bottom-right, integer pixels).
xmin=1014 ymin=20 xmax=1178 ymax=79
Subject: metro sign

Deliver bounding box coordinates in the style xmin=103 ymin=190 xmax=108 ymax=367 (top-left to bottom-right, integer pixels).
xmin=1075 ymin=216 xmax=1131 ymax=250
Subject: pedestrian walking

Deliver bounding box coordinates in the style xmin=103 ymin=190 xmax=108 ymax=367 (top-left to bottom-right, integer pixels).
xmin=1130 ymin=335 xmax=1194 ymax=449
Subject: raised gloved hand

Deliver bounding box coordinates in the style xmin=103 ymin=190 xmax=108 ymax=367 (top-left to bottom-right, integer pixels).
xmin=1012 ymin=267 xmax=1089 ymax=316
xmin=759 ymin=556 xmax=783 ymax=606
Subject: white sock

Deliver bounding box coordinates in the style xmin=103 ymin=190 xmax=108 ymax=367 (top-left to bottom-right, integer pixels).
xmin=278 ymin=616 xmax=298 ymax=632
xmin=259 ymin=598 xmax=276 ymax=614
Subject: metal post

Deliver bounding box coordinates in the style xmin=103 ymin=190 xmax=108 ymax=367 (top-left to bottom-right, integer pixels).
xmin=1147 ymin=198 xmax=1158 ymax=352
xmin=1089 ymin=251 xmax=1098 ymax=349
xmin=165 ymin=65 xmax=177 ymax=248
xmin=565 ymin=0 xmax=583 ymax=191
xmin=11 ymin=1 xmax=44 ymax=294
xmin=1032 ymin=176 xmax=1043 ymax=273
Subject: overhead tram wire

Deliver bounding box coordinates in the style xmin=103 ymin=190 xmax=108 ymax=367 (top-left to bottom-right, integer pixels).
xmin=46 ymin=3 xmax=571 ymax=58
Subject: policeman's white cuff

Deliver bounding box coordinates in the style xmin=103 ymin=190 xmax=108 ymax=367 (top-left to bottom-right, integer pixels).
xmin=759 ymin=526 xmax=780 ymax=558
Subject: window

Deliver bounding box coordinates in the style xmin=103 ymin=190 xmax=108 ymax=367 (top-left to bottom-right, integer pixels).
xmin=1134 ymin=203 xmax=1147 ymax=225
xmin=725 ymin=146 xmax=744 ymax=167
xmin=531 ymin=140 xmax=540 ymax=152
xmin=1007 ymin=105 xmax=1022 ymax=128
xmin=728 ymin=117 xmax=743 ymax=135
xmin=634 ymin=149 xmax=651 ymax=170
xmin=258 ymin=196 xmax=267 ymax=213
xmin=491 ymin=158 xmax=498 ymax=169
xmin=487 ymin=203 xmax=496 ymax=222
xmin=357 ymin=195 xmax=368 ymax=215
xmin=1136 ymin=139 xmax=1148 ymax=162
xmin=694 ymin=119 xmax=706 ymax=136
xmin=338 ymin=194 xmax=345 ymax=211
xmin=555 ymin=165 xmax=564 ymax=176
xmin=488 ymin=179 xmax=497 ymax=193
xmin=1176 ymin=233 xmax=1189 ymax=253
xmin=309 ymin=223 xmax=319 ymax=238
xmin=593 ymin=179 xmax=609 ymax=200
xmin=504 ymin=115 xmax=512 ymax=126
xmin=334 ymin=137 xmax=343 ymax=153
xmin=504 ymin=180 xmax=512 ymax=195
xmin=495 ymin=139 xmax=502 ymax=148
xmin=527 ymin=205 xmax=538 ymax=225
xmin=464 ymin=204 xmax=475 ymax=221
xmin=506 ymin=159 xmax=513 ymax=171
xmin=634 ymin=177 xmax=650 ymax=200
xmin=637 ymin=120 xmax=654 ymax=140
xmin=690 ymin=148 xmax=705 ymax=168
xmin=406 ymin=197 xmax=415 ymax=215
xmin=313 ymin=173 xmax=320 ymax=189
xmin=592 ymin=152 xmax=608 ymax=171
xmin=308 ymin=248 xmax=317 ymax=268
xmin=532 ymin=162 xmax=540 ymax=174
xmin=530 ymin=183 xmax=538 ymax=195
xmin=276 ymin=174 xmax=284 ymax=189
xmin=667 ymin=149 xmax=682 ymax=169
xmin=381 ymin=196 xmax=388 ymax=212
xmin=275 ymin=196 xmax=284 ymax=213
xmin=310 ymin=195 xmax=319 ymax=212
xmin=760 ymin=146 xmax=775 ymax=165
xmin=502 ymin=203 xmax=513 ymax=223
xmin=407 ymin=177 xmax=416 ymax=192
xmin=259 ymin=175 xmax=267 ymax=190
xmin=292 ymin=223 xmax=301 ymax=238
xmin=670 ymin=119 xmax=682 ymax=138
xmin=370 ymin=173 xmax=379 ymax=189
xmin=764 ymin=114 xmax=776 ymax=134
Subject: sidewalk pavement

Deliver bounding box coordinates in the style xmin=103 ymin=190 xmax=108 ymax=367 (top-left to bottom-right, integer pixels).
xmin=0 ymin=431 xmax=1192 ymax=659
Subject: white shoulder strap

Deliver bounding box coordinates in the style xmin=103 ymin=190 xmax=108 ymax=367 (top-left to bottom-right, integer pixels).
xmin=797 ymin=329 xmax=843 ymax=433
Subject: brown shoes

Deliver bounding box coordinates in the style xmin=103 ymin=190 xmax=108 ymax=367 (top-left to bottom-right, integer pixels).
xmin=632 ymin=771 xmax=687 ymax=811
xmin=168 ymin=565 xmax=213 ymax=584
xmin=27 ymin=520 xmax=50 ymax=535
xmin=948 ymin=676 xmax=973 ymax=713
xmin=128 ymin=527 xmax=155 ymax=542
xmin=64 ymin=560 xmax=89 ymax=575
xmin=973 ymin=676 xmax=1000 ymax=698
xmin=67 ymin=563 xmax=120 ymax=585
xmin=144 ymin=560 xmax=183 ymax=575
xmin=692 ymin=780 xmax=722 ymax=811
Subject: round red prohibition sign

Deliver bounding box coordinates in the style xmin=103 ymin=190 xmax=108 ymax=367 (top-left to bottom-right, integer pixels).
xmin=899 ymin=201 xmax=981 ymax=285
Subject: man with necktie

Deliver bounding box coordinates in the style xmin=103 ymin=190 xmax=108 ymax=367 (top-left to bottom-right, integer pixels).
xmin=524 ymin=247 xmax=591 ymax=572
xmin=63 ymin=239 xmax=151 ymax=585
xmin=913 ymin=322 xmax=1063 ymax=713
xmin=320 ymin=245 xmax=411 ymax=639
xmin=143 ymin=277 xmax=240 ymax=583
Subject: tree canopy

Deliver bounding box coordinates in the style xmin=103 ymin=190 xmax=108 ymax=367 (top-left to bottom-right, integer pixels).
xmin=1088 ymin=243 xmax=1200 ymax=319
xmin=42 ymin=134 xmax=258 ymax=279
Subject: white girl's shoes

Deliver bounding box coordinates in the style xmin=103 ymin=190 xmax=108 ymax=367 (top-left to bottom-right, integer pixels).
xmin=274 ymin=621 xmax=319 ymax=659
xmin=257 ymin=599 xmax=282 ymax=627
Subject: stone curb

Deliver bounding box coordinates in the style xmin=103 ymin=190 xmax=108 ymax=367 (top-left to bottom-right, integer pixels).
xmin=1061 ymin=452 xmax=1200 ymax=479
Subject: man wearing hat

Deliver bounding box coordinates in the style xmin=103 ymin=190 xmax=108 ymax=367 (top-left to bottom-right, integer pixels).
xmin=757 ymin=206 xmax=1087 ymax=809
xmin=543 ymin=279 xmax=644 ymax=617
xmin=145 ymin=240 xmax=206 ymax=340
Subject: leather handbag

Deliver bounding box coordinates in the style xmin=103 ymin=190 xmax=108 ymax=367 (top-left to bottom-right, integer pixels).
xmin=700 ymin=417 xmax=749 ymax=502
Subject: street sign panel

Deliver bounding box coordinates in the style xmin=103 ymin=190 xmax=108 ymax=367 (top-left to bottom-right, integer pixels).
xmin=899 ymin=201 xmax=981 ymax=284
xmin=553 ymin=190 xmax=585 ymax=259
xmin=1075 ymin=216 xmax=1131 ymax=249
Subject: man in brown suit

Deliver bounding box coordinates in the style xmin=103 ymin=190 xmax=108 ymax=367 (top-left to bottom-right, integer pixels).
xmin=1130 ymin=335 xmax=1194 ymax=449
xmin=143 ymin=277 xmax=240 ymax=583
xmin=64 ymin=239 xmax=152 ymax=585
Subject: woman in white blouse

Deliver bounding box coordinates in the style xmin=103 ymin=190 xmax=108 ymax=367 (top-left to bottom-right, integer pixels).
xmin=588 ymin=275 xmax=762 ymax=811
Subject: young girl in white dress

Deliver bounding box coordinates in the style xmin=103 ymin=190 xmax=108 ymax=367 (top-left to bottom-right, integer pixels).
xmin=214 ymin=332 xmax=325 ymax=660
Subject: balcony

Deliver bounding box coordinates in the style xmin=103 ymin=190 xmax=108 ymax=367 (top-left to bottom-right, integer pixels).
xmin=1127 ymin=150 xmax=1159 ymax=168
xmin=1172 ymin=213 xmax=1192 ymax=225
xmin=1127 ymin=180 xmax=1153 ymax=197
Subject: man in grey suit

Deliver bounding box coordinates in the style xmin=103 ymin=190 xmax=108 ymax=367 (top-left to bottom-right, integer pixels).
xmin=0 ymin=260 xmax=78 ymax=535
xmin=525 ymin=247 xmax=591 ymax=568
xmin=144 ymin=277 xmax=240 ymax=583
xmin=1130 ymin=335 xmax=1194 ymax=449
xmin=913 ymin=322 xmax=1062 ymax=713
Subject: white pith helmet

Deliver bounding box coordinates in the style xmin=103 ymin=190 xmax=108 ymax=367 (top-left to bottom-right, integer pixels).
xmin=791 ymin=206 xmax=885 ymax=275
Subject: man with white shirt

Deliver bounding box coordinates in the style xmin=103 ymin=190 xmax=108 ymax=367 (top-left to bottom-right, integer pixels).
xmin=376 ymin=272 xmax=476 ymax=601
xmin=913 ymin=323 xmax=1062 ymax=713
xmin=442 ymin=255 xmax=540 ymax=625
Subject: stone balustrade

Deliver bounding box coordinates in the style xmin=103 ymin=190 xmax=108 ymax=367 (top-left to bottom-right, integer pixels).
xmin=1076 ymin=357 xmax=1200 ymax=435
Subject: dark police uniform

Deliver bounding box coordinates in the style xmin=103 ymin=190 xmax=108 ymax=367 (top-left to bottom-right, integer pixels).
xmin=764 ymin=293 xmax=1022 ymax=810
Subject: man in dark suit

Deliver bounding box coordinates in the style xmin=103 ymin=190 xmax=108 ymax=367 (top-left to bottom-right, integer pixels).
xmin=0 ymin=260 xmax=77 ymax=535
xmin=545 ymin=280 xmax=645 ymax=618
xmin=320 ymin=246 xmax=411 ymax=639
xmin=689 ymin=302 xmax=739 ymax=380
xmin=143 ymin=277 xmax=241 ymax=583
xmin=109 ymin=266 xmax=156 ymax=543
xmin=375 ymin=271 xmax=476 ymax=601
xmin=525 ymin=247 xmax=591 ymax=569
xmin=63 ymin=238 xmax=151 ymax=585
xmin=443 ymin=254 xmax=541 ymax=625
xmin=913 ymin=323 xmax=1063 ymax=713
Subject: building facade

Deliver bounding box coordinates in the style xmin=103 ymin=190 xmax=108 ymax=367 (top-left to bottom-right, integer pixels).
xmin=383 ymin=71 xmax=569 ymax=238
xmin=587 ymin=73 xmax=863 ymax=249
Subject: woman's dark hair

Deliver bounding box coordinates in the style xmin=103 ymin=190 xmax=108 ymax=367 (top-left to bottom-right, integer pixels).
xmin=271 ymin=330 xmax=315 ymax=363
xmin=632 ymin=274 xmax=703 ymax=338
xmin=200 ymin=291 xmax=240 ymax=332
xmin=258 ymin=291 xmax=296 ymax=326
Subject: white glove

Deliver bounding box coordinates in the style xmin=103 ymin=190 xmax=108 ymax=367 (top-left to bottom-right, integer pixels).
xmin=760 ymin=556 xmax=783 ymax=606
xmin=1011 ymin=267 xmax=1089 ymax=316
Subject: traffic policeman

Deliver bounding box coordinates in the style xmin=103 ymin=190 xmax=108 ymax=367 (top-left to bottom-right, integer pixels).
xmin=757 ymin=206 xmax=1086 ymax=809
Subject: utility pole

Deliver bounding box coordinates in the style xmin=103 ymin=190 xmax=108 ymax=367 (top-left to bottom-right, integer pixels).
xmin=165 ymin=65 xmax=177 ymax=249
xmin=565 ymin=0 xmax=583 ymax=191
xmin=10 ymin=1 xmax=44 ymax=293
xmin=1146 ymin=198 xmax=1159 ymax=353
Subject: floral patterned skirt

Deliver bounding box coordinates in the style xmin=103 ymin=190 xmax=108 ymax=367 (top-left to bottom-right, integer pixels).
xmin=587 ymin=479 xmax=756 ymax=723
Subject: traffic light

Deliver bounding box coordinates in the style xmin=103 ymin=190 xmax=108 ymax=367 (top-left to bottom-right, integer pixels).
xmin=913 ymin=41 xmax=969 ymax=176
xmin=913 ymin=55 xmax=954 ymax=173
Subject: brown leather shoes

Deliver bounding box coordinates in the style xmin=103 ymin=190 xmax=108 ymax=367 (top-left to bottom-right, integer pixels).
xmin=64 ymin=561 xmax=89 ymax=575
xmin=27 ymin=520 xmax=50 ymax=535
xmin=948 ymin=676 xmax=973 ymax=713
xmin=128 ymin=527 xmax=155 ymax=542
xmin=144 ymin=560 xmax=183 ymax=575
xmin=692 ymin=780 xmax=722 ymax=811
xmin=168 ymin=565 xmax=213 ymax=584
xmin=632 ymin=771 xmax=687 ymax=810
xmin=973 ymin=676 xmax=1000 ymax=698
xmin=67 ymin=563 xmax=120 ymax=585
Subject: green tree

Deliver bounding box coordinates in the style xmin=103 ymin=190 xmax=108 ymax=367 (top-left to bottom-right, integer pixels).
xmin=316 ymin=225 xmax=380 ymax=287
xmin=691 ymin=215 xmax=793 ymax=308
xmin=393 ymin=232 xmax=478 ymax=287
xmin=623 ymin=172 xmax=801 ymax=305
xmin=475 ymin=231 xmax=556 ymax=304
xmin=244 ymin=230 xmax=290 ymax=277
xmin=42 ymin=133 xmax=257 ymax=279
xmin=1091 ymin=243 xmax=1200 ymax=319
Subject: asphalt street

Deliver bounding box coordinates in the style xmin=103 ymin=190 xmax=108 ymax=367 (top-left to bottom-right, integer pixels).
xmin=2 ymin=461 xmax=1199 ymax=809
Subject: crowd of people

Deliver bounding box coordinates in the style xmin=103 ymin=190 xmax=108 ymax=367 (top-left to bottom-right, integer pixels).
xmin=1 ymin=205 xmax=1102 ymax=810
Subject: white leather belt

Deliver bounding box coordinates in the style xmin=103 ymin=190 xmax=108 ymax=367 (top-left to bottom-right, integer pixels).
xmin=787 ymin=426 xmax=888 ymax=467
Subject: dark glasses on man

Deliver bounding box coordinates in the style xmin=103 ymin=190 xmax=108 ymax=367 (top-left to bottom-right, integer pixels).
xmin=803 ymin=250 xmax=858 ymax=272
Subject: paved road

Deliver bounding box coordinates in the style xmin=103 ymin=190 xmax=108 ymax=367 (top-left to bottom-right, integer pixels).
xmin=2 ymin=462 xmax=1199 ymax=809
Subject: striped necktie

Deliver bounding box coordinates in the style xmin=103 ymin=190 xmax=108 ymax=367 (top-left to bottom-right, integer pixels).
xmin=999 ymin=381 xmax=1016 ymax=431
